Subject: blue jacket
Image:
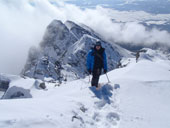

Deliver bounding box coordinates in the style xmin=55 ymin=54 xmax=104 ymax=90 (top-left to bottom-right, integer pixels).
xmin=86 ymin=48 xmax=107 ymax=71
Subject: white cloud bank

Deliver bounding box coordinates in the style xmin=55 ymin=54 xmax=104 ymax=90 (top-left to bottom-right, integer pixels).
xmin=0 ymin=0 xmax=170 ymax=74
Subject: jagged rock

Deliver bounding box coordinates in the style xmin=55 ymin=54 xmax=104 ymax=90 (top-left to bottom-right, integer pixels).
xmin=22 ymin=20 xmax=132 ymax=82
xmin=34 ymin=80 xmax=46 ymax=90
xmin=39 ymin=82 xmax=46 ymax=89
xmin=0 ymin=75 xmax=10 ymax=92
xmin=136 ymin=49 xmax=147 ymax=62
xmin=65 ymin=20 xmax=98 ymax=39
xmin=10 ymin=91 xmax=24 ymax=99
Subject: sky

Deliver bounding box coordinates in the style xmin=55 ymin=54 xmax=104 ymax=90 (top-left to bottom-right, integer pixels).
xmin=0 ymin=0 xmax=170 ymax=75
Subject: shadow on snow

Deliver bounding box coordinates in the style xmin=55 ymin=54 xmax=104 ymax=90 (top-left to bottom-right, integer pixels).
xmin=89 ymin=84 xmax=114 ymax=104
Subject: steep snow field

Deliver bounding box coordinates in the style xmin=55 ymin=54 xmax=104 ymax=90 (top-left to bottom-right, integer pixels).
xmin=0 ymin=49 xmax=170 ymax=128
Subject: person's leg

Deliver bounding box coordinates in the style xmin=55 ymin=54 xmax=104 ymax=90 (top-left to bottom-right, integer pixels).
xmin=91 ymin=68 xmax=101 ymax=87
xmin=91 ymin=73 xmax=98 ymax=87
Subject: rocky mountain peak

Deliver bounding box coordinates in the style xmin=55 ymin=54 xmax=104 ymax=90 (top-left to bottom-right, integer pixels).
xmin=22 ymin=20 xmax=132 ymax=83
xmin=40 ymin=20 xmax=76 ymax=48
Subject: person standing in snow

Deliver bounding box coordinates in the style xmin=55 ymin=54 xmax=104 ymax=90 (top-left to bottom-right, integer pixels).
xmin=86 ymin=41 xmax=107 ymax=87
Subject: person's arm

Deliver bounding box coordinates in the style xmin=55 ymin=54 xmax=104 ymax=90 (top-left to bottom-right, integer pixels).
xmin=103 ymin=51 xmax=107 ymax=71
xmin=86 ymin=51 xmax=92 ymax=71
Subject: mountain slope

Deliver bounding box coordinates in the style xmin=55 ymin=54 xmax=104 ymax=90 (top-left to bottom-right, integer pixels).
xmin=1 ymin=48 xmax=170 ymax=128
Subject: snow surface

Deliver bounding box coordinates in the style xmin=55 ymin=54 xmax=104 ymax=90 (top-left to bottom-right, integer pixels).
xmin=0 ymin=49 xmax=170 ymax=128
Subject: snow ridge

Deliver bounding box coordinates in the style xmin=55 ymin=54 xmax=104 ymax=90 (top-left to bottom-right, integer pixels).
xmin=0 ymin=48 xmax=170 ymax=128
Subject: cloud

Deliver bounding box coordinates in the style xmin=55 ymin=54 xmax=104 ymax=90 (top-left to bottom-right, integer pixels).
xmin=0 ymin=0 xmax=170 ymax=75
xmin=0 ymin=0 xmax=56 ymax=74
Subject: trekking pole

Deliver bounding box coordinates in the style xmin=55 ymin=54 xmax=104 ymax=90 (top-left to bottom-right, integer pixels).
xmin=88 ymin=75 xmax=91 ymax=83
xmin=105 ymin=73 xmax=111 ymax=83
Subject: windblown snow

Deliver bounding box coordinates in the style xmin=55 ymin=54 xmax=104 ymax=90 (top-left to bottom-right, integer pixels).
xmin=0 ymin=48 xmax=170 ymax=128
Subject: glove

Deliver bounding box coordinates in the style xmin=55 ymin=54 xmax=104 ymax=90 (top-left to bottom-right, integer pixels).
xmin=104 ymin=69 xmax=107 ymax=74
xmin=88 ymin=69 xmax=91 ymax=74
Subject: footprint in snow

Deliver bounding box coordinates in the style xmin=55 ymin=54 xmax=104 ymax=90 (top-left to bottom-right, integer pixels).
xmin=89 ymin=84 xmax=120 ymax=108
xmin=113 ymin=84 xmax=120 ymax=89
xmin=106 ymin=112 xmax=120 ymax=122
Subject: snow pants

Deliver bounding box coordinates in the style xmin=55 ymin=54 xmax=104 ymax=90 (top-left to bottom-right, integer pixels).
xmin=91 ymin=68 xmax=101 ymax=87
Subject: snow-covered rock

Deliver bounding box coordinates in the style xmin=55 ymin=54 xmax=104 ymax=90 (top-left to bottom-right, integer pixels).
xmin=0 ymin=74 xmax=36 ymax=99
xmin=0 ymin=75 xmax=10 ymax=91
xmin=0 ymin=75 xmax=10 ymax=99
xmin=22 ymin=20 xmax=132 ymax=82
xmin=3 ymin=86 xmax=32 ymax=99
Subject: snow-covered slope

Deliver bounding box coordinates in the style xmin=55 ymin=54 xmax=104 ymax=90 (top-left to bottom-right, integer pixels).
xmin=0 ymin=48 xmax=170 ymax=128
xmin=22 ymin=20 xmax=132 ymax=82
xmin=105 ymin=49 xmax=170 ymax=128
